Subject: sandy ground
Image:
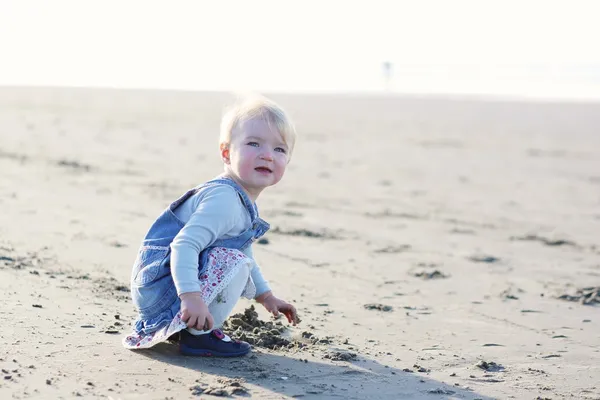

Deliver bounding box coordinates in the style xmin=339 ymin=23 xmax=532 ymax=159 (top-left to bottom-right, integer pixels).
xmin=0 ymin=87 xmax=599 ymax=400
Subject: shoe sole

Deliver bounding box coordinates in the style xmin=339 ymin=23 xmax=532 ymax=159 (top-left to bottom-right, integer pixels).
xmin=179 ymin=344 xmax=251 ymax=357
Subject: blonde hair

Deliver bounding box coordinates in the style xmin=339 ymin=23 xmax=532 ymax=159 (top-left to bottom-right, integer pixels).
xmin=219 ymin=94 xmax=296 ymax=158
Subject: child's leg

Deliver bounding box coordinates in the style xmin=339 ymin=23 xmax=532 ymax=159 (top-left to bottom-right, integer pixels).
xmin=209 ymin=262 xmax=250 ymax=327
xmin=187 ymin=263 xmax=250 ymax=335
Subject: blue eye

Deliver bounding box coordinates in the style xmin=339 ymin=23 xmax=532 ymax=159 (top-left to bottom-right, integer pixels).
xmin=246 ymin=142 xmax=259 ymax=147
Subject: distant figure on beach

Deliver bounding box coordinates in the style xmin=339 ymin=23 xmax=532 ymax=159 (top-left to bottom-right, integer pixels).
xmin=123 ymin=95 xmax=299 ymax=356
xmin=382 ymin=61 xmax=393 ymax=92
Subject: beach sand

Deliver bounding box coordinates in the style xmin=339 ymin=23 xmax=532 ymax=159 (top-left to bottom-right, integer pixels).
xmin=0 ymin=87 xmax=599 ymax=399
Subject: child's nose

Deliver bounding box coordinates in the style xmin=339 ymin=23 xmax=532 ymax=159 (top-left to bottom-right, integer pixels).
xmin=260 ymin=150 xmax=274 ymax=161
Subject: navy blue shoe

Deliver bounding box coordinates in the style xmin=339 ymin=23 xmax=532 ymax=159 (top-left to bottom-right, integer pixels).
xmin=179 ymin=329 xmax=251 ymax=357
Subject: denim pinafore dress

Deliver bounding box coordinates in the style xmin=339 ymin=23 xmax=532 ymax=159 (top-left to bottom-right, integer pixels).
xmin=123 ymin=177 xmax=269 ymax=349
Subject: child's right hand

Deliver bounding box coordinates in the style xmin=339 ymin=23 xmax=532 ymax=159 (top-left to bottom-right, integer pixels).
xmin=180 ymin=292 xmax=214 ymax=331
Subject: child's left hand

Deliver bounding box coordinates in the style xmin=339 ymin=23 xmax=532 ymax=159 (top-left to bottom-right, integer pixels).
xmin=256 ymin=292 xmax=299 ymax=326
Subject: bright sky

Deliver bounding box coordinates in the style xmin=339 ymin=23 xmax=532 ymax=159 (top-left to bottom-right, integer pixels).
xmin=1 ymin=0 xmax=599 ymax=99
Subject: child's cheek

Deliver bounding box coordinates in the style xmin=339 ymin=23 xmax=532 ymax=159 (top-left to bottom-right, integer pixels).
xmin=240 ymin=158 xmax=256 ymax=178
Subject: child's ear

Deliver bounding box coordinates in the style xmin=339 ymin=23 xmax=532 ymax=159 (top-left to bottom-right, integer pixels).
xmin=220 ymin=142 xmax=230 ymax=164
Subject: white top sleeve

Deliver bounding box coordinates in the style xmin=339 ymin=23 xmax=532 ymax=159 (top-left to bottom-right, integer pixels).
xmin=170 ymin=185 xmax=247 ymax=295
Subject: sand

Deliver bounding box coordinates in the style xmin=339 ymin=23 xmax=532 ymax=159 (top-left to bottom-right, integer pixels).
xmin=0 ymin=86 xmax=599 ymax=399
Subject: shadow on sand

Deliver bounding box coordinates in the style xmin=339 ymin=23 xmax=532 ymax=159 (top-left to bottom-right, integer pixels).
xmin=137 ymin=343 xmax=494 ymax=399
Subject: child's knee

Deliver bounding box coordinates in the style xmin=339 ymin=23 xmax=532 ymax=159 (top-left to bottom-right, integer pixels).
xmin=235 ymin=261 xmax=251 ymax=282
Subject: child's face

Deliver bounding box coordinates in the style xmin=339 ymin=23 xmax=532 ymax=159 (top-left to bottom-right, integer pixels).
xmin=222 ymin=117 xmax=289 ymax=198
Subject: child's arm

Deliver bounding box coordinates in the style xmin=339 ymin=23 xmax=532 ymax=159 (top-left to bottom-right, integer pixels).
xmin=170 ymin=185 xmax=245 ymax=296
xmin=244 ymin=245 xmax=299 ymax=325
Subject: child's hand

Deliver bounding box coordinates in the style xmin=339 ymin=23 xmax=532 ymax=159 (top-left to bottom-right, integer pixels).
xmin=256 ymin=292 xmax=299 ymax=326
xmin=180 ymin=292 xmax=214 ymax=331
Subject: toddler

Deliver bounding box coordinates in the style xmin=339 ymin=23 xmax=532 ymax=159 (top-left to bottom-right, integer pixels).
xmin=123 ymin=95 xmax=299 ymax=357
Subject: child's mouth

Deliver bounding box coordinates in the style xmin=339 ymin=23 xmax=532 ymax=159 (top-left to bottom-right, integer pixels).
xmin=255 ymin=167 xmax=272 ymax=174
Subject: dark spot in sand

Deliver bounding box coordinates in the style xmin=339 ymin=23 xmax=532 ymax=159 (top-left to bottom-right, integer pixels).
xmin=541 ymin=354 xmax=561 ymax=359
xmin=32 ymin=304 xmax=42 ymax=308
xmin=483 ymin=343 xmax=504 ymax=347
xmin=114 ymin=285 xmax=129 ymax=292
xmin=109 ymin=241 xmax=127 ymax=248
xmin=475 ymin=361 xmax=504 ymax=372
xmin=413 ymin=364 xmax=430 ymax=373
xmin=510 ymin=234 xmax=576 ymax=247
xmin=475 ymin=378 xmax=505 ymax=383
xmin=363 ymin=303 xmax=393 ymax=312
xmin=373 ymin=245 xmax=411 ymax=254
xmin=56 ymin=159 xmax=92 ymax=172
xmin=271 ymin=227 xmax=341 ymax=240
xmin=500 ymin=287 xmax=522 ymax=300
xmin=324 ymin=351 xmax=357 ymax=361
xmin=413 ymin=270 xmax=448 ymax=280
xmin=528 ymin=367 xmax=547 ymax=374
xmin=0 ymin=251 xmax=46 ymax=270
xmin=67 ymin=274 xmax=90 ymax=280
xmin=558 ymin=287 xmax=600 ymax=305
xmin=521 ymin=309 xmax=542 ymax=313
xmin=80 ymin=325 xmax=95 ymax=329
xmin=257 ymin=238 xmax=269 ymax=245
xmin=428 ymin=388 xmax=455 ymax=395
xmin=468 ymin=254 xmax=500 ymax=264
